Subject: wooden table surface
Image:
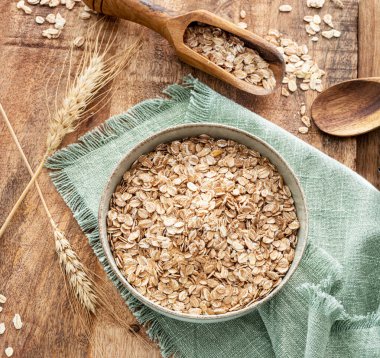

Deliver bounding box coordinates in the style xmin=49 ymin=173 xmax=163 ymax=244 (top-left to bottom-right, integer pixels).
xmin=0 ymin=0 xmax=378 ymax=357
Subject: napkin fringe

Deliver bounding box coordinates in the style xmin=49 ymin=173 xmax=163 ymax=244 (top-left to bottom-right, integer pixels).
xmin=300 ymin=278 xmax=347 ymax=323
xmin=300 ymin=278 xmax=380 ymax=333
xmin=333 ymin=312 xmax=380 ymax=331
xmin=183 ymin=75 xmax=215 ymax=123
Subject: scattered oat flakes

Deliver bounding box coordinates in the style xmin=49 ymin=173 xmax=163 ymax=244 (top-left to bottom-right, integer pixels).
xmin=0 ymin=294 xmax=6 ymax=304
xmin=331 ymin=0 xmax=344 ymax=8
xmin=73 ymin=36 xmax=85 ymax=47
xmin=65 ymin=0 xmax=75 ymax=9
xmin=240 ymin=9 xmax=246 ymax=19
xmin=5 ymin=347 xmax=13 ymax=357
xmin=322 ymin=29 xmax=341 ymax=39
xmin=237 ymin=21 xmax=248 ymax=29
xmin=79 ymin=10 xmax=91 ymax=20
xmin=301 ymin=116 xmax=311 ymax=127
xmin=305 ymin=24 xmax=316 ymax=35
xmin=0 ymin=307 xmax=2 ymax=312
xmin=279 ymin=4 xmax=292 ymax=12
xmin=288 ymin=79 xmax=297 ymax=92
xmin=311 ymin=36 xmax=319 ymax=42
xmin=307 ymin=0 xmax=325 ymax=8
xmin=313 ymin=15 xmax=321 ymax=24
xmin=185 ymin=24 xmax=276 ymax=90
xmin=49 ymin=0 xmax=60 ymax=7
xmin=27 ymin=0 xmax=40 ymax=4
xmin=309 ymin=22 xmax=321 ymax=33
xmin=17 ymin=0 xmax=32 ymax=14
xmin=265 ymin=30 xmax=325 ymax=96
xmin=46 ymin=13 xmax=56 ymax=23
xmin=0 ymin=323 xmax=5 ymax=335
xmin=108 ymin=135 xmax=299 ymax=315
xmin=298 ymin=126 xmax=309 ymax=134
xmin=281 ymin=87 xmax=290 ymax=97
xmin=304 ymin=15 xmax=313 ymax=22
xmin=300 ymin=104 xmax=306 ymax=115
xmin=40 ymin=0 xmax=49 ymax=4
xmin=55 ymin=12 xmax=66 ymax=29
xmin=42 ymin=27 xmax=61 ymax=39
xmin=12 ymin=314 xmax=22 ymax=330
xmin=35 ymin=15 xmax=45 ymax=24
xmin=323 ymin=14 xmax=334 ymax=28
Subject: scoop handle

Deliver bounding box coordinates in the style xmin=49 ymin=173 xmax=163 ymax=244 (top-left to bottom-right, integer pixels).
xmin=84 ymin=0 xmax=175 ymax=38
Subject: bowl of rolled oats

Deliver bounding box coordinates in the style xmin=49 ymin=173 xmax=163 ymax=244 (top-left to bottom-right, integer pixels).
xmin=100 ymin=124 xmax=308 ymax=322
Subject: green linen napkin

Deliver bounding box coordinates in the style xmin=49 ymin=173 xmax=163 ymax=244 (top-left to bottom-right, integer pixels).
xmin=46 ymin=76 xmax=380 ymax=358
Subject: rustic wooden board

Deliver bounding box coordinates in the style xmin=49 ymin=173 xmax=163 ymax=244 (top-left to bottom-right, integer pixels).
xmin=0 ymin=0 xmax=377 ymax=357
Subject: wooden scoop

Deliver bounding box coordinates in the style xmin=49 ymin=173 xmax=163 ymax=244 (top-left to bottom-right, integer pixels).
xmin=311 ymin=78 xmax=380 ymax=137
xmin=83 ymin=0 xmax=285 ymax=95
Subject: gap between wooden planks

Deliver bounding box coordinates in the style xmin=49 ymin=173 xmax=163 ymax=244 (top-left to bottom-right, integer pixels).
xmin=357 ymin=0 xmax=380 ymax=189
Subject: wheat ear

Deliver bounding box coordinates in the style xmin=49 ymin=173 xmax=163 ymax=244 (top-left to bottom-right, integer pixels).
xmin=54 ymin=227 xmax=97 ymax=314
xmin=1 ymin=103 xmax=156 ymax=351
xmin=0 ymin=22 xmax=142 ymax=238
xmin=0 ymin=102 xmax=98 ymax=314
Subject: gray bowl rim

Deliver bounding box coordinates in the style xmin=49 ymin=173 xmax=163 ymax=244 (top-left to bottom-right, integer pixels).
xmin=98 ymin=123 xmax=308 ymax=322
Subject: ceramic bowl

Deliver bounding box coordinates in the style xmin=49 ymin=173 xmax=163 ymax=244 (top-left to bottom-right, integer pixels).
xmin=98 ymin=123 xmax=308 ymax=323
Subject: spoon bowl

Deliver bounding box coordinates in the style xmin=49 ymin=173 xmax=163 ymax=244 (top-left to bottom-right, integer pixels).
xmin=84 ymin=0 xmax=285 ymax=95
xmin=311 ymin=78 xmax=380 ymax=137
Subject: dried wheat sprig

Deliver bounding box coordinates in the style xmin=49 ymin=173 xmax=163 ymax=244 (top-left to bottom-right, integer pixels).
xmin=1 ymin=103 xmax=156 ymax=351
xmin=0 ymin=23 xmax=142 ymax=238
xmin=0 ymin=103 xmax=153 ymax=348
xmin=54 ymin=227 xmax=97 ymax=314
xmin=0 ymin=102 xmax=98 ymax=314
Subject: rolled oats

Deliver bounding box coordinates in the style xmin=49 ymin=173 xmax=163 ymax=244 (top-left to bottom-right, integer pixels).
xmin=12 ymin=314 xmax=23 ymax=330
xmin=46 ymin=13 xmax=56 ymax=23
xmin=323 ymin=14 xmax=334 ymax=28
xmin=237 ymin=22 xmax=248 ymax=29
xmin=35 ymin=15 xmax=45 ymax=24
xmin=331 ymin=0 xmax=344 ymax=8
xmin=265 ymin=30 xmax=325 ymax=97
xmin=279 ymin=5 xmax=292 ymax=12
xmin=184 ymin=23 xmax=276 ymax=90
xmin=4 ymin=347 xmax=13 ymax=357
xmin=301 ymin=115 xmax=311 ymax=127
xmin=307 ymin=0 xmax=325 ymax=8
xmin=108 ymin=135 xmax=299 ymax=315
xmin=322 ymin=29 xmax=341 ymax=39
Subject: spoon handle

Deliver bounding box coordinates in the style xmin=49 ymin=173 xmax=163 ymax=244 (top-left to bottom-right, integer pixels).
xmin=86 ymin=0 xmax=176 ymax=38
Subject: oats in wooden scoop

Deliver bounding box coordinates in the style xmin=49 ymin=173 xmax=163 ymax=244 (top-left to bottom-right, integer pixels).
xmin=184 ymin=23 xmax=276 ymax=91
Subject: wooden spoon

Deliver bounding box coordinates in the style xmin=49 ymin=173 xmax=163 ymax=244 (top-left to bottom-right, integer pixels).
xmin=83 ymin=0 xmax=285 ymax=95
xmin=311 ymin=78 xmax=380 ymax=137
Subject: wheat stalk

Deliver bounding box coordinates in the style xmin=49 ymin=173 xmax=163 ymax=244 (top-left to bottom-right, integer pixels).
xmin=1 ymin=104 xmax=156 ymax=350
xmin=0 ymin=21 xmax=142 ymax=238
xmin=54 ymin=226 xmax=97 ymax=314
xmin=0 ymin=101 xmax=98 ymax=314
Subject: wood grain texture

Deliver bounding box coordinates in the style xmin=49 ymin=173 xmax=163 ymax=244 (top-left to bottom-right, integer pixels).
xmin=311 ymin=78 xmax=380 ymax=136
xmin=357 ymin=0 xmax=380 ymax=189
xmin=0 ymin=0 xmax=372 ymax=357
